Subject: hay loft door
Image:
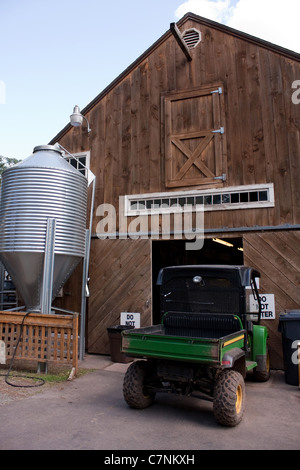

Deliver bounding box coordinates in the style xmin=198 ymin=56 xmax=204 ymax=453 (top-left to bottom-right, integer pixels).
xmin=163 ymin=84 xmax=227 ymax=188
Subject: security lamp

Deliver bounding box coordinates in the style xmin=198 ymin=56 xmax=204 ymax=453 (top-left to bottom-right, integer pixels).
xmin=70 ymin=105 xmax=91 ymax=133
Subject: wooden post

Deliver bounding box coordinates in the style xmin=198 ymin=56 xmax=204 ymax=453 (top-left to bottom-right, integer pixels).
xmin=72 ymin=313 xmax=79 ymax=374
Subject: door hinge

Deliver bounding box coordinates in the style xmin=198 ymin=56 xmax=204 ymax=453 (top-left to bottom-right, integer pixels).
xmin=214 ymin=173 xmax=227 ymax=181
xmin=211 ymin=87 xmax=223 ymax=94
xmin=212 ymin=127 xmax=224 ymax=134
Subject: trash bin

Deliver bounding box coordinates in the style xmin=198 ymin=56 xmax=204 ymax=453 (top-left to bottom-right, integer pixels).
xmin=278 ymin=310 xmax=300 ymax=385
xmin=107 ymin=325 xmax=134 ymax=363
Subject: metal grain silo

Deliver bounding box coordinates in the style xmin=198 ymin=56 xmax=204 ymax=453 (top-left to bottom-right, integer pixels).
xmin=0 ymin=144 xmax=88 ymax=312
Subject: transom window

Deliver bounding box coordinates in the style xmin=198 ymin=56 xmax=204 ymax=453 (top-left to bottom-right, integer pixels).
xmin=125 ymin=183 xmax=274 ymax=216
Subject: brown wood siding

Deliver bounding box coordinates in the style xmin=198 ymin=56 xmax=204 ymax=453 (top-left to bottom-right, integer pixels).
xmin=53 ymin=15 xmax=300 ymax=359
xmin=243 ymin=231 xmax=300 ymax=369
xmin=53 ymin=261 xmax=83 ymax=314
xmin=58 ymin=17 xmax=300 ymax=235
xmin=87 ymin=238 xmax=152 ymax=354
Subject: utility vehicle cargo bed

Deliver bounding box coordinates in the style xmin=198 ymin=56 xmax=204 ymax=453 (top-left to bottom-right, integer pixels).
xmin=121 ymin=313 xmax=246 ymax=365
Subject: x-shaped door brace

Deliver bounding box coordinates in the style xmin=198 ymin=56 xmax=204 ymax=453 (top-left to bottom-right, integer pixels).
xmin=171 ymin=132 xmax=215 ymax=181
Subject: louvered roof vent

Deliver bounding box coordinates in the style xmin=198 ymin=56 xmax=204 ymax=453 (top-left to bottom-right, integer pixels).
xmin=182 ymin=28 xmax=201 ymax=48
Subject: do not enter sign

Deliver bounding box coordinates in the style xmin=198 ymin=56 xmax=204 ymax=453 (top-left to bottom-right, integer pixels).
xmin=120 ymin=312 xmax=140 ymax=328
xmin=249 ymin=293 xmax=275 ymax=319
xmin=259 ymin=294 xmax=275 ymax=319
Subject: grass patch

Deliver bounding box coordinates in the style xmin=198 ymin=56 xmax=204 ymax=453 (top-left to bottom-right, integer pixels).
xmin=1 ymin=364 xmax=93 ymax=387
xmin=41 ymin=367 xmax=92 ymax=383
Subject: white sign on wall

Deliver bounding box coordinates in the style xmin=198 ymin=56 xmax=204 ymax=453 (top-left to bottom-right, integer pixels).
xmin=120 ymin=312 xmax=140 ymax=328
xmin=259 ymin=294 xmax=275 ymax=319
xmin=249 ymin=294 xmax=275 ymax=319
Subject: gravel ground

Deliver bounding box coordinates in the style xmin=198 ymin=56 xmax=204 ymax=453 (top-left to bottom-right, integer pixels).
xmin=0 ymin=373 xmax=50 ymax=405
xmin=0 ymin=354 xmax=109 ymax=406
xmin=0 ymin=361 xmax=76 ymax=406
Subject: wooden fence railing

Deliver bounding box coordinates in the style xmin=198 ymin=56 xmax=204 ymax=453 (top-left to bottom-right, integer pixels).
xmin=0 ymin=311 xmax=79 ymax=373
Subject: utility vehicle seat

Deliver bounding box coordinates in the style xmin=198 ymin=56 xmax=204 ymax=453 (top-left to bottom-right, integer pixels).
xmin=162 ymin=312 xmax=242 ymax=339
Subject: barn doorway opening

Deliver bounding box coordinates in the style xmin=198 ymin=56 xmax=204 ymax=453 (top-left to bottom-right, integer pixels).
xmin=152 ymin=237 xmax=243 ymax=324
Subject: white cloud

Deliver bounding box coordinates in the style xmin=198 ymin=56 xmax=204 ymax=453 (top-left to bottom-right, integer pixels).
xmin=175 ymin=0 xmax=299 ymax=53
xmin=175 ymin=0 xmax=233 ymax=23
xmin=227 ymin=0 xmax=299 ymax=52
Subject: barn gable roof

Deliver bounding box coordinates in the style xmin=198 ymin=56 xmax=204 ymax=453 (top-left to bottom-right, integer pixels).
xmin=50 ymin=12 xmax=300 ymax=144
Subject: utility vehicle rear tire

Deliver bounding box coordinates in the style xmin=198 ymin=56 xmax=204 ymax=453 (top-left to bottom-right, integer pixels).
xmin=213 ymin=370 xmax=245 ymax=427
xmin=123 ymin=360 xmax=156 ymax=409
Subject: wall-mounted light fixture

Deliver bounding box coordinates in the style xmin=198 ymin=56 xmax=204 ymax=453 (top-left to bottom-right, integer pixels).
xmin=70 ymin=105 xmax=91 ymax=133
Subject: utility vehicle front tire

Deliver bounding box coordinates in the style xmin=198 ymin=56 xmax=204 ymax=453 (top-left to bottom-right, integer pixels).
xmin=213 ymin=370 xmax=245 ymax=427
xmin=253 ymin=348 xmax=270 ymax=382
xmin=123 ymin=360 xmax=156 ymax=409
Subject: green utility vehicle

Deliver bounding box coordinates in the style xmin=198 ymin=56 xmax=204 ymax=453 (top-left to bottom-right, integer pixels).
xmin=122 ymin=265 xmax=270 ymax=426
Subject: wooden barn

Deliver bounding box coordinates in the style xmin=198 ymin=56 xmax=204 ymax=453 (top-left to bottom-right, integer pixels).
xmin=50 ymin=12 xmax=300 ymax=369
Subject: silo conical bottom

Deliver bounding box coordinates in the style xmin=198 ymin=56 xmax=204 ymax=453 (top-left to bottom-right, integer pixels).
xmin=0 ymin=251 xmax=81 ymax=312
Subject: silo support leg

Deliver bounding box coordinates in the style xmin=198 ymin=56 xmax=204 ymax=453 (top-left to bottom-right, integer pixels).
xmin=41 ymin=218 xmax=56 ymax=315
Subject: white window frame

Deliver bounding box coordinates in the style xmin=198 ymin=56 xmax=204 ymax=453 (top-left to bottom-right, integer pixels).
xmin=64 ymin=151 xmax=90 ymax=178
xmin=124 ymin=183 xmax=275 ymax=216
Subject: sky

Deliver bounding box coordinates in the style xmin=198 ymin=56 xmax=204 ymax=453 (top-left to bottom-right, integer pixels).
xmin=0 ymin=0 xmax=299 ymax=160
